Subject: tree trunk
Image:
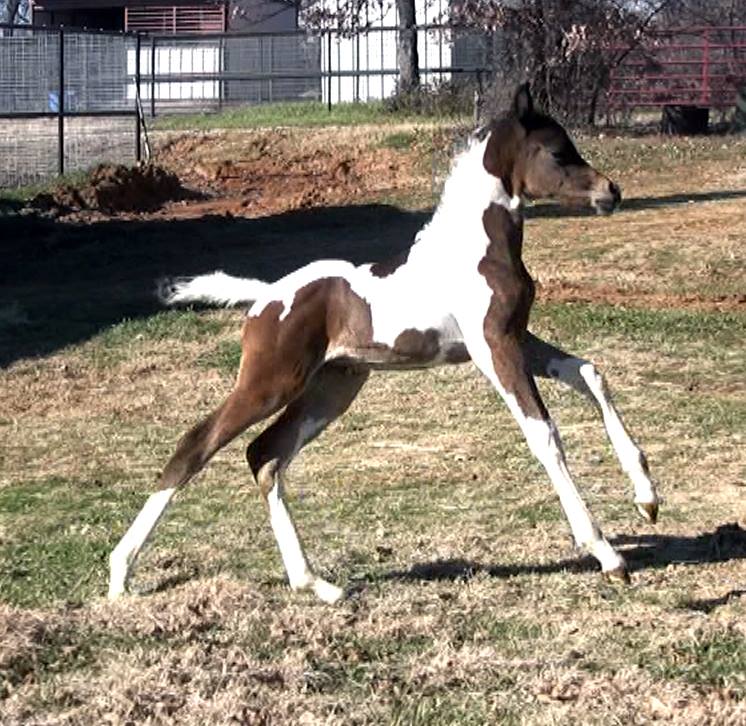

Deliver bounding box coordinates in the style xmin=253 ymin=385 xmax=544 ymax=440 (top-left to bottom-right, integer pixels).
xmin=395 ymin=0 xmax=419 ymax=93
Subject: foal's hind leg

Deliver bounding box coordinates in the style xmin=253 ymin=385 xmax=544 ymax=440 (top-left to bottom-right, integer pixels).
xmin=247 ymin=363 xmax=369 ymax=604
xmin=108 ymin=387 xmax=286 ymax=599
xmin=524 ymin=332 xmax=660 ymax=523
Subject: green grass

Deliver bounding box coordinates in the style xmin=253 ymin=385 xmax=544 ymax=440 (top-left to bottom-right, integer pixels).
xmin=198 ymin=338 xmax=242 ymax=374
xmin=533 ymin=302 xmax=746 ymax=349
xmin=151 ymin=100 xmax=467 ymax=132
xmin=83 ymin=311 xmax=232 ymax=367
xmin=0 ymin=477 xmax=143 ymax=607
xmin=645 ymin=632 xmax=746 ymax=695
xmin=0 ymin=170 xmax=89 ymax=204
xmin=94 ymin=311 xmax=227 ymax=348
xmin=379 ymin=130 xmax=420 ymax=150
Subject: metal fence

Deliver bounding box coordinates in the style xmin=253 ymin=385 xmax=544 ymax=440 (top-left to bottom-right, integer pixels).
xmin=0 ymin=23 xmax=142 ymax=187
xmin=608 ymin=26 xmax=746 ymax=110
xmin=1 ymin=22 xmax=495 ymax=187
xmin=140 ymin=26 xmax=495 ymax=114
xmin=3 ymin=20 xmax=746 ymax=187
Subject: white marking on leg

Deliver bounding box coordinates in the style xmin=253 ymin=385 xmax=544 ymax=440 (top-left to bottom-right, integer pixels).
xmin=267 ymin=480 xmax=312 ymax=588
xmin=549 ymin=360 xmax=660 ymax=510
xmin=108 ymin=487 xmax=176 ymax=599
xmin=267 ymin=480 xmax=343 ymax=604
xmin=519 ymin=415 xmax=626 ymax=573
xmin=458 ymin=320 xmax=625 ymax=574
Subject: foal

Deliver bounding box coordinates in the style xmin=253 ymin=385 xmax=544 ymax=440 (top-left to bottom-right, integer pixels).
xmin=109 ymin=85 xmax=660 ymax=603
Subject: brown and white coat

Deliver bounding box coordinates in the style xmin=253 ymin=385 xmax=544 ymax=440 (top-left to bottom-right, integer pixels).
xmin=108 ymin=85 xmax=659 ymax=603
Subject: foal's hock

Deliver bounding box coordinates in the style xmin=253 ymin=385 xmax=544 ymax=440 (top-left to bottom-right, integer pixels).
xmin=109 ymin=85 xmax=659 ymax=603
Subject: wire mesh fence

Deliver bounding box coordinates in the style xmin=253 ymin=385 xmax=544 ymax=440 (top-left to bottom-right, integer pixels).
xmin=0 ymin=23 xmax=140 ymax=187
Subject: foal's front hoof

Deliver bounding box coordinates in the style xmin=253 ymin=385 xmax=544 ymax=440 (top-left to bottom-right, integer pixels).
xmin=107 ymin=582 xmax=127 ymax=601
xmin=313 ymin=578 xmax=345 ymax=605
xmin=603 ymin=565 xmax=631 ymax=585
xmin=635 ymin=501 xmax=659 ymax=524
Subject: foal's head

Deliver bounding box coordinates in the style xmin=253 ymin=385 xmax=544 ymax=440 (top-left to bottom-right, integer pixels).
xmin=482 ymin=84 xmax=621 ymax=215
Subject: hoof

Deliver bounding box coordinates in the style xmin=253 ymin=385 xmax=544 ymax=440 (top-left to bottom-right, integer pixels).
xmin=603 ymin=566 xmax=631 ymax=585
xmin=635 ymin=501 xmax=659 ymax=524
xmin=313 ymin=578 xmax=345 ymax=605
xmin=107 ymin=585 xmax=126 ymax=601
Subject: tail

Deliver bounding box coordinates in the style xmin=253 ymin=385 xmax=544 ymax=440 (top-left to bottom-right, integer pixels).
xmin=158 ymin=271 xmax=269 ymax=308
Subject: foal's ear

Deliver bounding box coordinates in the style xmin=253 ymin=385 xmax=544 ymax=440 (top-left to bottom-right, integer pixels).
xmin=513 ymin=83 xmax=534 ymax=122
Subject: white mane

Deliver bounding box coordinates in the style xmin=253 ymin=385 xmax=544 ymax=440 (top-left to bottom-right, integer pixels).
xmin=412 ymin=132 xmax=511 ymax=255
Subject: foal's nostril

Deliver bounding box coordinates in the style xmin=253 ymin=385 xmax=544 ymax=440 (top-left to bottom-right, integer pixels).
xmin=609 ymin=182 xmax=622 ymax=204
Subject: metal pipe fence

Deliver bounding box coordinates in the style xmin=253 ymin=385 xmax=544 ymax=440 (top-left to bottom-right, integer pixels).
xmin=1 ymin=22 xmax=495 ymax=187
xmin=608 ymin=26 xmax=746 ymax=109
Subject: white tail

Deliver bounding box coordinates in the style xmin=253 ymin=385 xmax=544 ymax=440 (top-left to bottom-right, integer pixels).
xmin=160 ymin=271 xmax=269 ymax=308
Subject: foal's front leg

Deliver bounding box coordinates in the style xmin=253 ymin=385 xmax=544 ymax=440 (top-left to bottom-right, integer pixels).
xmin=457 ymin=315 xmax=628 ymax=579
xmin=524 ymin=332 xmax=660 ymax=522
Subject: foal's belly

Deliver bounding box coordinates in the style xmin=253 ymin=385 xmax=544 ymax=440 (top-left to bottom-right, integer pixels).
xmin=331 ymin=289 xmax=471 ymax=369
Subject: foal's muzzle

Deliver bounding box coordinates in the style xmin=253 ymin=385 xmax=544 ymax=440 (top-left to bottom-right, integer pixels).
xmin=593 ymin=181 xmax=622 ymax=215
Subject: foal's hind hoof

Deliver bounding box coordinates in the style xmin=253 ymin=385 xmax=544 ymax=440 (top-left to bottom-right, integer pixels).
xmin=635 ymin=501 xmax=659 ymax=524
xmin=603 ymin=566 xmax=631 ymax=585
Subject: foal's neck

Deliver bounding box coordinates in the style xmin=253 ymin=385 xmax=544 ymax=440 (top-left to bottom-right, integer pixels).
xmin=415 ymin=136 xmax=523 ymax=260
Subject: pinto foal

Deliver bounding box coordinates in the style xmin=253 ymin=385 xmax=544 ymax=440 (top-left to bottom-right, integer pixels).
xmin=109 ymin=85 xmax=660 ymax=603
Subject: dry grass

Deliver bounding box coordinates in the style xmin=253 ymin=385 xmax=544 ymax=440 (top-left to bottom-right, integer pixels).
xmin=1 ymin=127 xmax=745 ymax=724
xmin=524 ymin=135 xmax=746 ymax=303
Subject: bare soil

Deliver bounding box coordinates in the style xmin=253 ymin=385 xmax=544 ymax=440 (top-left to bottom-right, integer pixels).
xmin=30 ymin=163 xmax=188 ymax=216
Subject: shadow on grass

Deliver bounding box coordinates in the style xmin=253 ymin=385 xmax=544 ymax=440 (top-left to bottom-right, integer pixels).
xmin=379 ymin=522 xmax=746 ymax=586
xmin=0 ymin=204 xmax=428 ymax=367
xmin=527 ymin=188 xmax=746 ymax=219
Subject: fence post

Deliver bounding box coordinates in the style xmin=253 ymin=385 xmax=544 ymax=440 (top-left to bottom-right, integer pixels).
xmin=58 ymin=27 xmax=65 ymax=176
xmin=135 ymin=32 xmax=142 ymax=163
xmin=327 ymin=30 xmax=332 ymax=111
xmin=269 ymin=36 xmax=274 ymax=103
xmin=150 ymin=35 xmax=156 ymax=117
xmin=702 ymin=28 xmax=710 ymax=106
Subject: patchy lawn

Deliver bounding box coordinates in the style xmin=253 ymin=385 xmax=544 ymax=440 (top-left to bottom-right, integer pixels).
xmin=0 ymin=124 xmax=744 ymax=724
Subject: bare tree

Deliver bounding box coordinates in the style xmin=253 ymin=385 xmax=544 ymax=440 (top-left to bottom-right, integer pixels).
xmin=395 ymin=0 xmax=419 ymax=92
xmin=300 ymin=0 xmax=420 ymax=93
xmin=451 ymin=0 xmax=673 ymax=124
xmin=1 ymin=0 xmax=29 ymax=24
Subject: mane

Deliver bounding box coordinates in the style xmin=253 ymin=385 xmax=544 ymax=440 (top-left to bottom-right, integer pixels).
xmin=414 ymin=129 xmax=510 ymax=247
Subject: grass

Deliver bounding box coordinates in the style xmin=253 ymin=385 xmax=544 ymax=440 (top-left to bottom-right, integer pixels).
xmin=644 ymin=630 xmax=746 ymax=695
xmin=0 ymin=476 xmax=143 ymax=607
xmin=85 ymin=311 xmax=232 ymax=368
xmin=0 ymin=170 xmax=89 ymax=205
xmin=151 ymin=100 xmax=468 ymax=132
xmin=0 ymin=130 xmax=744 ymax=724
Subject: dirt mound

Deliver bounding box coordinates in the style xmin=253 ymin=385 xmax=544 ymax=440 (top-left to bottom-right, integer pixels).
xmin=155 ymin=129 xmax=435 ymax=219
xmin=31 ymin=163 xmax=187 ymax=216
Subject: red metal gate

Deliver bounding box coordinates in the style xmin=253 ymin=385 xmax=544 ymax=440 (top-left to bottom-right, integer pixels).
xmin=607 ymin=26 xmax=746 ymax=110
